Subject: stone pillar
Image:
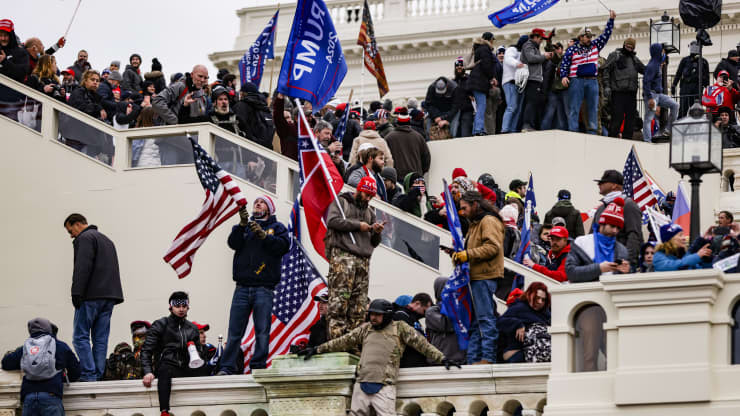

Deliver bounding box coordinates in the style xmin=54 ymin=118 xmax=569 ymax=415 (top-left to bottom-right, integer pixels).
xmin=0 ymin=370 xmax=21 ymax=414
xmin=252 ymin=352 xmax=359 ymax=416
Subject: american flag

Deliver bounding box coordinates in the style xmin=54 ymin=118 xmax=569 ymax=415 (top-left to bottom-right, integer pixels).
xmin=357 ymin=0 xmax=389 ymax=97
xmin=334 ymin=102 xmax=351 ymax=141
xmin=622 ymin=146 xmax=657 ymax=212
xmin=240 ymin=203 xmax=327 ymax=372
xmin=163 ymin=137 xmax=247 ymax=278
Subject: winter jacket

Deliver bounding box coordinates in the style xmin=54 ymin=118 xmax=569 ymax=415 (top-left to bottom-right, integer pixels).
xmin=325 ymin=192 xmax=382 ymax=258
xmin=720 ymin=122 xmax=740 ymax=148
xmin=521 ymin=39 xmax=546 ymax=82
xmin=653 ymin=250 xmax=712 ymax=271
xmin=140 ymin=314 xmax=200 ymax=375
xmin=2 ymin=332 xmax=80 ymax=400
xmin=643 ymin=43 xmax=665 ymax=101
xmin=498 ymin=298 xmax=550 ymax=354
xmin=425 ymin=277 xmax=466 ymax=364
xmin=468 ymin=38 xmax=497 ymax=93
xmin=347 ymin=166 xmax=387 ymax=202
xmin=531 ymin=244 xmax=571 ymax=282
xmin=424 ymin=200 xmax=470 ymax=236
xmin=392 ymin=172 xmax=431 ymax=217
xmin=152 ymin=75 xmax=208 ymax=125
xmin=544 ymin=200 xmax=585 ymax=238
xmin=503 ymin=46 xmax=521 ymax=85
xmin=673 ymin=54 xmax=709 ymax=94
xmin=121 ymin=64 xmax=143 ymax=92
xmin=560 ymin=18 xmax=614 ymax=79
xmin=592 ymin=195 xmax=643 ymax=267
xmin=0 ymin=31 xmax=29 ymax=82
xmin=144 ymin=70 xmax=167 ymax=93
xmin=452 ymin=74 xmax=474 ymax=113
xmin=425 ymin=77 xmax=458 ymax=121
xmin=227 ymin=215 xmax=290 ymax=289
xmin=308 ymin=316 xmax=327 ymax=348
xmin=26 ymin=74 xmax=65 ymax=102
xmin=348 ymin=129 xmax=394 ymax=167
xmin=464 ymin=211 xmax=505 ymax=280
xmin=603 ymin=48 xmax=645 ymax=93
xmin=69 ymin=87 xmax=104 ymax=119
xmin=209 ymin=108 xmax=241 ymax=135
xmin=233 ymin=92 xmax=275 ymax=149
xmin=714 ymin=58 xmax=740 ymax=91
xmin=112 ymin=101 xmax=141 ymax=129
xmin=71 ymin=225 xmax=124 ymax=305
xmin=340 ymin=118 xmax=363 ymax=160
xmin=393 ymin=307 xmax=429 ymax=368
xmin=384 ymin=125 xmax=431 ymax=180
xmin=97 ymin=79 xmax=116 ymax=111
xmin=317 ymin=320 xmax=444 ymax=385
xmin=377 ymin=122 xmax=393 ymax=138
xmin=566 ymin=234 xmax=628 ymax=283
xmin=273 ymin=98 xmax=315 ymax=160
xmin=68 ymin=60 xmax=90 ymax=82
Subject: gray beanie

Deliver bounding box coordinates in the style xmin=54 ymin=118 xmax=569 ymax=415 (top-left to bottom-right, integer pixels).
xmin=109 ymin=70 xmax=123 ymax=82
xmin=27 ymin=317 xmax=54 ymax=336
xmin=110 ymin=60 xmax=121 ymax=68
xmin=380 ymin=167 xmax=398 ymax=184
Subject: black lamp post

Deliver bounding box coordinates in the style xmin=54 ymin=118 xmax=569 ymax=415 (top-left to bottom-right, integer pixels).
xmin=670 ymin=105 xmax=723 ymax=241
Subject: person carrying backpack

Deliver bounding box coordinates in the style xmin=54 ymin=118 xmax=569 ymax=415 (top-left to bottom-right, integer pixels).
xmin=1 ymin=317 xmax=80 ymax=416
xmin=233 ymin=82 xmax=275 ymax=150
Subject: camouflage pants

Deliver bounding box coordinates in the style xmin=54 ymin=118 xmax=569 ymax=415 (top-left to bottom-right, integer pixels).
xmin=327 ymin=248 xmax=370 ymax=340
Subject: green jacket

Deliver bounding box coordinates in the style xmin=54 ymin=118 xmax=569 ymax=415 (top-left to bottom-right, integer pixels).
xmin=317 ymin=321 xmax=444 ymax=385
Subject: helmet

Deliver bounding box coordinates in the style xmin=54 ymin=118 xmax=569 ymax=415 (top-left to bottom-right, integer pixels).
xmin=367 ymin=299 xmax=393 ymax=315
xmin=477 ymin=173 xmax=497 ymax=190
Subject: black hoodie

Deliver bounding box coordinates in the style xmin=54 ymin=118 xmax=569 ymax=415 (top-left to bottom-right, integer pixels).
xmin=0 ymin=30 xmax=29 ymax=82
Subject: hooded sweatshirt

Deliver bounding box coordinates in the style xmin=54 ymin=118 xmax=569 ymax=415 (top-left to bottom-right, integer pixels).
xmin=0 ymin=29 xmax=29 ymax=82
xmin=348 ymin=129 xmax=394 ymax=168
xmin=643 ymin=43 xmax=665 ymax=101
xmin=392 ymin=172 xmax=432 ymax=217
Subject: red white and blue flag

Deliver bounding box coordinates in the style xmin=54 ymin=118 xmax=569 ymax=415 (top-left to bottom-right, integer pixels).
xmin=163 ymin=137 xmax=247 ymax=278
xmin=296 ymin=106 xmax=344 ymax=260
xmin=672 ymin=181 xmax=691 ymax=232
xmin=622 ymin=146 xmax=658 ymax=212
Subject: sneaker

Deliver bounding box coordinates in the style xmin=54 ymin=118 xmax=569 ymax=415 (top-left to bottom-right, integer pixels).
xmin=215 ymin=370 xmax=229 ymax=376
xmin=659 ymin=129 xmax=671 ymax=138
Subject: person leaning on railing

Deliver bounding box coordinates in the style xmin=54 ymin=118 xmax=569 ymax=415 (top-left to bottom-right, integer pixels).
xmin=68 ymin=69 xmax=106 ymax=121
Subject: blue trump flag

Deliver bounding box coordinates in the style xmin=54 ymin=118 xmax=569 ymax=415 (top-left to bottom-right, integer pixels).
xmin=239 ymin=10 xmax=279 ymax=89
xmin=277 ymin=0 xmax=347 ymax=110
xmin=513 ymin=173 xmax=536 ymax=290
xmin=489 ymin=0 xmax=560 ymax=28
xmin=439 ymin=179 xmax=473 ymax=351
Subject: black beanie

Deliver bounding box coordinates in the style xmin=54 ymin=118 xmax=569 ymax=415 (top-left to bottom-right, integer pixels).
xmin=151 ymin=57 xmax=162 ymax=72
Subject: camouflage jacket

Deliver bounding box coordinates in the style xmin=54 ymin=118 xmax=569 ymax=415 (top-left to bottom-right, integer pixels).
xmin=103 ymin=342 xmax=143 ymax=380
xmin=317 ymin=321 xmax=444 ymax=385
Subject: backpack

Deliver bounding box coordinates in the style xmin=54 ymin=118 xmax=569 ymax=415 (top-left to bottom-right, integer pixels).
xmin=21 ymin=335 xmax=59 ymax=381
xmin=702 ymin=85 xmax=727 ymax=109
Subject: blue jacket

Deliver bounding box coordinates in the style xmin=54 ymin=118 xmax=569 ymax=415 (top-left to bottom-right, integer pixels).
xmin=653 ymin=250 xmax=712 ymax=271
xmin=1 ymin=333 xmax=80 ymax=400
xmin=227 ymin=215 xmax=290 ymax=289
xmin=643 ymin=43 xmax=665 ymax=101
xmin=498 ymin=299 xmax=550 ymax=353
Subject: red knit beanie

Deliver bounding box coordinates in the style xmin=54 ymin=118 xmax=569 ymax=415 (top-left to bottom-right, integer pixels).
xmin=452 ymin=168 xmax=467 ymax=179
xmin=598 ymin=197 xmax=625 ymax=229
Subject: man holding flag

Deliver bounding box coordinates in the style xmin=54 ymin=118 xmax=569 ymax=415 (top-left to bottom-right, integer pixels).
xmin=453 ymin=190 xmax=505 ymax=364
xmin=219 ymin=196 xmax=290 ymax=374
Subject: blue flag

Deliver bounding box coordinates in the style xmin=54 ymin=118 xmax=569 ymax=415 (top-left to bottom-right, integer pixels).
xmin=239 ymin=11 xmax=279 ymax=89
xmin=334 ymin=103 xmax=350 ymax=140
xmin=489 ymin=0 xmax=560 ymax=28
xmin=513 ymin=173 xmax=536 ymax=290
xmin=439 ymin=179 xmax=473 ymax=351
xmin=277 ymin=0 xmax=347 ymax=110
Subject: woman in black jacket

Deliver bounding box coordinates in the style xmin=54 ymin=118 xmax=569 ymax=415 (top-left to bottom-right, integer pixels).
xmin=68 ymin=70 xmax=106 ymax=121
xmin=26 ymin=55 xmax=65 ymax=102
xmin=468 ymin=32 xmax=497 ymax=135
xmin=498 ymin=282 xmax=551 ymax=363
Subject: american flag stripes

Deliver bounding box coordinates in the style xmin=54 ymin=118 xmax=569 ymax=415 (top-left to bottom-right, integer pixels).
xmin=163 ymin=137 xmax=247 ymax=278
xmin=622 ymin=146 xmax=658 ymax=211
xmin=357 ymin=0 xmax=389 ymax=97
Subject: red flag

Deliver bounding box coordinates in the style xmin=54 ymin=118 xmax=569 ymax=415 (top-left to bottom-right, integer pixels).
xmin=296 ymin=108 xmax=344 ymax=260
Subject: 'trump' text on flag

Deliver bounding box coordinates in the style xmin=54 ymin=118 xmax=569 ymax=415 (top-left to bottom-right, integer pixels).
xmin=239 ymin=10 xmax=279 ymax=89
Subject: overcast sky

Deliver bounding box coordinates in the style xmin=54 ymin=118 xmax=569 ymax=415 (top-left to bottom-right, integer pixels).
xmin=7 ymin=0 xmax=282 ymax=78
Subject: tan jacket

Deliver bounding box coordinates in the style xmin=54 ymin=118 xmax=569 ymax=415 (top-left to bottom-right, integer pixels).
xmin=348 ymin=130 xmax=394 ymax=168
xmin=464 ymin=212 xmax=504 ymax=280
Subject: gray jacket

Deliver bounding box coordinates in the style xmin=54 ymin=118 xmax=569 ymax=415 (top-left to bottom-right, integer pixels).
xmin=566 ymin=234 xmax=628 ymax=283
xmin=602 ymin=48 xmax=645 ymax=93
xmin=325 ymin=192 xmax=382 ymax=259
xmin=152 ymin=80 xmax=207 ymax=125
xmin=521 ymin=39 xmax=546 ymax=82
xmin=121 ymin=65 xmax=143 ymax=93
xmin=592 ymin=195 xmax=643 ymax=268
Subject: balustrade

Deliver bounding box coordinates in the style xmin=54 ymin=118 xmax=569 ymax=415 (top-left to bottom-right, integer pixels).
xmin=405 ymin=0 xmax=487 ymax=17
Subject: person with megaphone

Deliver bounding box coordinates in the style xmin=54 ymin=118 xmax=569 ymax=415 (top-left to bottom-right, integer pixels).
xmin=141 ymin=291 xmax=204 ymax=416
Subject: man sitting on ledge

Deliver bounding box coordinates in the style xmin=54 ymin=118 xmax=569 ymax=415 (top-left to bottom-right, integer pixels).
xmin=298 ymin=298 xmax=460 ymax=416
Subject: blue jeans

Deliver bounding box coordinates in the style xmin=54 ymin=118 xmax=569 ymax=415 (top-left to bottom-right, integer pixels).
xmin=221 ymin=285 xmax=274 ymax=373
xmin=541 ymin=90 xmax=569 ymax=130
xmin=467 ymin=279 xmax=499 ymax=363
xmin=567 ymin=78 xmax=599 ymax=134
xmin=73 ymin=299 xmax=114 ymax=381
xmin=472 ymin=90 xmax=488 ymax=135
xmin=643 ymin=93 xmax=678 ymax=142
xmin=23 ymin=392 xmax=64 ymax=416
xmin=501 ymin=82 xmax=523 ymax=133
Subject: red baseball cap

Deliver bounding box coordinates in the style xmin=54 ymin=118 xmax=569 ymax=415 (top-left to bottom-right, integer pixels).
xmin=358 ymin=176 xmax=378 ymax=196
xmin=62 ymin=69 xmax=75 ymax=77
xmin=531 ymin=28 xmax=547 ymax=38
xmin=192 ymin=321 xmax=210 ymax=332
xmin=550 ymin=226 xmax=569 ymax=239
xmin=0 ymin=19 xmax=14 ymax=33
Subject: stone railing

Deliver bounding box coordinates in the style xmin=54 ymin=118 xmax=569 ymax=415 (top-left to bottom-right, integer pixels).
xmin=405 ymin=0 xmax=488 ymax=17
xmin=0 ymin=353 xmax=548 ymax=416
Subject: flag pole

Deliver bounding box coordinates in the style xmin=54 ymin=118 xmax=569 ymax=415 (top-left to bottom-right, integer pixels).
xmin=360 ymin=50 xmax=365 ymax=120
xmin=64 ymin=0 xmax=83 ymax=39
xmin=268 ymin=4 xmax=280 ymax=95
xmin=295 ymin=98 xmax=356 ymax=244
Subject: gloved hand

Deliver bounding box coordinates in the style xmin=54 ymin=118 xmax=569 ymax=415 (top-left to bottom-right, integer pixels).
xmin=72 ymin=295 xmax=82 ymax=309
xmin=442 ymin=358 xmax=462 ymax=370
xmin=248 ymin=221 xmax=267 ymax=239
xmin=297 ymin=347 xmax=318 ymax=360
xmin=452 ymin=250 xmax=468 ymax=264
xmin=238 ymin=206 xmax=249 ymax=226
xmin=57 ymin=37 xmax=66 ymax=48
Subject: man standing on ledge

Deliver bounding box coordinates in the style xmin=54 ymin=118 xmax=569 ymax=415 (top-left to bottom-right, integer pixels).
xmin=325 ymin=177 xmax=384 ymax=340
xmin=64 ymin=213 xmax=123 ymax=381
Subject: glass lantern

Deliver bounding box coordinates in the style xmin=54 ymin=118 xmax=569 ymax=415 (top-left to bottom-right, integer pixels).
xmin=670 ymin=109 xmax=722 ymax=174
xmin=650 ymin=11 xmax=681 ymax=54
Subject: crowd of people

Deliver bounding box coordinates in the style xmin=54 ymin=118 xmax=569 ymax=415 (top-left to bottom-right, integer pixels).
xmin=3 ymin=12 xmax=740 ymax=416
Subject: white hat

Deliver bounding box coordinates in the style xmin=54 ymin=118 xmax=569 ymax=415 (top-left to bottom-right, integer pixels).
xmin=357 ymin=142 xmax=377 ymax=153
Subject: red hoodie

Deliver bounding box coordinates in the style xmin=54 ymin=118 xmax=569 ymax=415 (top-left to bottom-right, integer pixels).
xmin=532 ymin=244 xmax=571 ymax=282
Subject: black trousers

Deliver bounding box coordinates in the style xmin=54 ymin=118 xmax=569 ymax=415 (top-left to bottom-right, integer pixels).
xmin=609 ymin=91 xmax=637 ymax=138
xmin=156 ymin=363 xmax=197 ymax=411
xmin=521 ymin=81 xmax=544 ymax=129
